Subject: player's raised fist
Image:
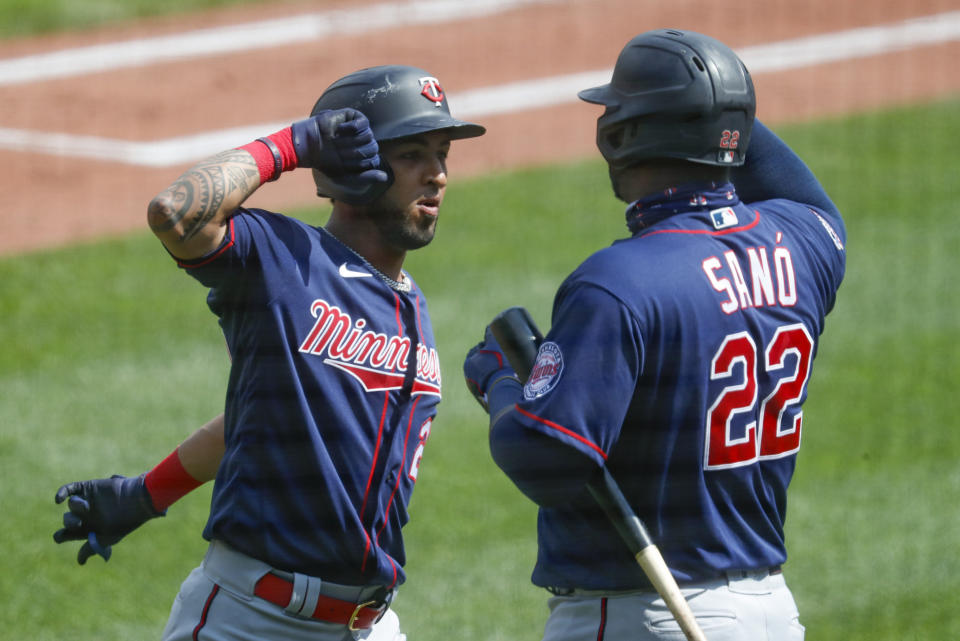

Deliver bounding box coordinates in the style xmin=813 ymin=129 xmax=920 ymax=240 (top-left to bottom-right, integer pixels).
xmin=291 ymin=108 xmax=388 ymax=181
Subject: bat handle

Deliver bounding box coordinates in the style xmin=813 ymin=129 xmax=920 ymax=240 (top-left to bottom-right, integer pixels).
xmin=634 ymin=546 xmax=708 ymax=641
xmin=587 ymin=468 xmax=708 ymax=641
xmin=586 ymin=468 xmax=654 ymax=553
xmin=489 ymin=306 xmax=544 ymax=382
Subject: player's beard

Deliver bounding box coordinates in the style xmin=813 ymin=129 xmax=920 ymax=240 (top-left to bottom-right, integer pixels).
xmin=366 ymin=196 xmax=438 ymax=251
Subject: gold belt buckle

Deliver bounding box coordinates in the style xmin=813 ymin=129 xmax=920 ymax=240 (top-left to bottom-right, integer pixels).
xmin=348 ymin=599 xmax=378 ymax=631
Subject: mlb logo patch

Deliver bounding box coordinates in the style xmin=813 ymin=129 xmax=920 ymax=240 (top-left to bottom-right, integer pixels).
xmin=717 ymin=150 xmax=736 ymax=164
xmin=710 ymin=207 xmax=739 ymax=230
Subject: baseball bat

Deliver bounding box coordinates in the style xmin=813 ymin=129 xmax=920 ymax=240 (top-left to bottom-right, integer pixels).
xmin=586 ymin=468 xmax=707 ymax=641
xmin=489 ymin=306 xmax=708 ymax=641
xmin=489 ymin=306 xmax=543 ymax=382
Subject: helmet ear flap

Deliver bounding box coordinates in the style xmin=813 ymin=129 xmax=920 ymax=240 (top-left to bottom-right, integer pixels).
xmin=603 ymin=123 xmax=626 ymax=154
xmin=602 ymin=119 xmax=645 ymax=156
xmin=313 ymin=159 xmax=395 ymax=205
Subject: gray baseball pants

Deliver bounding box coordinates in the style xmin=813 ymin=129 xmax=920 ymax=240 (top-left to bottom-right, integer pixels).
xmin=160 ymin=540 xmax=406 ymax=641
xmin=541 ymin=568 xmax=803 ymax=641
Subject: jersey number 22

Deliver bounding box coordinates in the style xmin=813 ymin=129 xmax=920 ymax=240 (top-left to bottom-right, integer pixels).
xmin=704 ymin=323 xmax=814 ymax=470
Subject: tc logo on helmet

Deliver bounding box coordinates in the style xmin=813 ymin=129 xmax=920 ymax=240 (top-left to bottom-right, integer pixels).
xmin=419 ymin=77 xmax=445 ymax=106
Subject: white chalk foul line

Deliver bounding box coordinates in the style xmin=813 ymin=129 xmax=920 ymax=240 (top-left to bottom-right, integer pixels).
xmin=453 ymin=9 xmax=960 ymax=117
xmin=2 ymin=10 xmax=958 ymax=166
xmin=0 ymin=0 xmax=559 ymax=87
xmin=738 ymin=9 xmax=960 ymax=72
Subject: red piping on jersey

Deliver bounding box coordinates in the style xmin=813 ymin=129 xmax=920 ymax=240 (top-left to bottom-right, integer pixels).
xmin=192 ymin=584 xmax=220 ymax=641
xmin=360 ymin=294 xmax=404 ymax=574
xmin=359 ymin=392 xmax=390 ymax=573
xmin=377 ymin=292 xmax=411 ymax=587
xmin=596 ymin=597 xmax=608 ymax=641
xmin=360 ymin=530 xmax=372 ymax=573
xmin=377 ymin=396 xmax=421 ymax=554
xmin=414 ymin=294 xmax=424 ymax=338
xmin=178 ymin=219 xmax=236 ymax=268
xmin=514 ymin=405 xmax=607 ymax=460
xmin=639 ymin=210 xmax=761 ymax=238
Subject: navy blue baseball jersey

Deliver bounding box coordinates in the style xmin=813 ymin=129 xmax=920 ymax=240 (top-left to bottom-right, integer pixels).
xmin=501 ymin=183 xmax=845 ymax=590
xmin=177 ymin=208 xmax=441 ymax=588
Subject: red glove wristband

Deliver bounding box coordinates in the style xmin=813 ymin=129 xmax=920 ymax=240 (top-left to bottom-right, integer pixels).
xmin=143 ymin=448 xmax=203 ymax=512
xmin=237 ymin=128 xmax=298 ymax=184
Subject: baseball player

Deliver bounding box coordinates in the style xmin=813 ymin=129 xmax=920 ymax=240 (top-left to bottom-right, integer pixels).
xmin=53 ymin=65 xmax=484 ymax=641
xmin=464 ymin=30 xmax=845 ymax=640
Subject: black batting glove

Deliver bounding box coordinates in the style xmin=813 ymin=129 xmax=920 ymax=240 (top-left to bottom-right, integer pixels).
xmin=53 ymin=475 xmax=163 ymax=565
xmin=291 ymin=108 xmax=388 ymax=177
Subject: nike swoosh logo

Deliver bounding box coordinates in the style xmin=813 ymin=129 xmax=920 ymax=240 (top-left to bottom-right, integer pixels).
xmin=339 ymin=262 xmax=373 ymax=279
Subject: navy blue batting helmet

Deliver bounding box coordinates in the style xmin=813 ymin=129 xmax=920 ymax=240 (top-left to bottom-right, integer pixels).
xmin=311 ymin=65 xmax=485 ymax=203
xmin=579 ymin=29 xmax=755 ymax=168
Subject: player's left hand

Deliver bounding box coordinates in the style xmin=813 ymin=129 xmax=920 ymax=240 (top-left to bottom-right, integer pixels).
xmin=53 ymin=474 xmax=163 ymax=565
xmin=463 ymin=326 xmax=517 ymax=412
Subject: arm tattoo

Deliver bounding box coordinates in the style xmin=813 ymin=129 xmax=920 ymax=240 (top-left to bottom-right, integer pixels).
xmin=149 ymin=150 xmax=258 ymax=241
xmin=147 ymin=181 xmax=193 ymax=233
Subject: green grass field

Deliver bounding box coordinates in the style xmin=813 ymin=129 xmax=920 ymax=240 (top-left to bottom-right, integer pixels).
xmin=2 ymin=95 xmax=958 ymax=639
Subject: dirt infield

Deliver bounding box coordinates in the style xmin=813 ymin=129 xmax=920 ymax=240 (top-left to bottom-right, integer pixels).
xmin=2 ymin=0 xmax=958 ymax=255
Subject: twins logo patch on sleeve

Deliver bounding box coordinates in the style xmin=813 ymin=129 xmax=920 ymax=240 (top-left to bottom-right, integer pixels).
xmin=523 ymin=341 xmax=564 ymax=400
